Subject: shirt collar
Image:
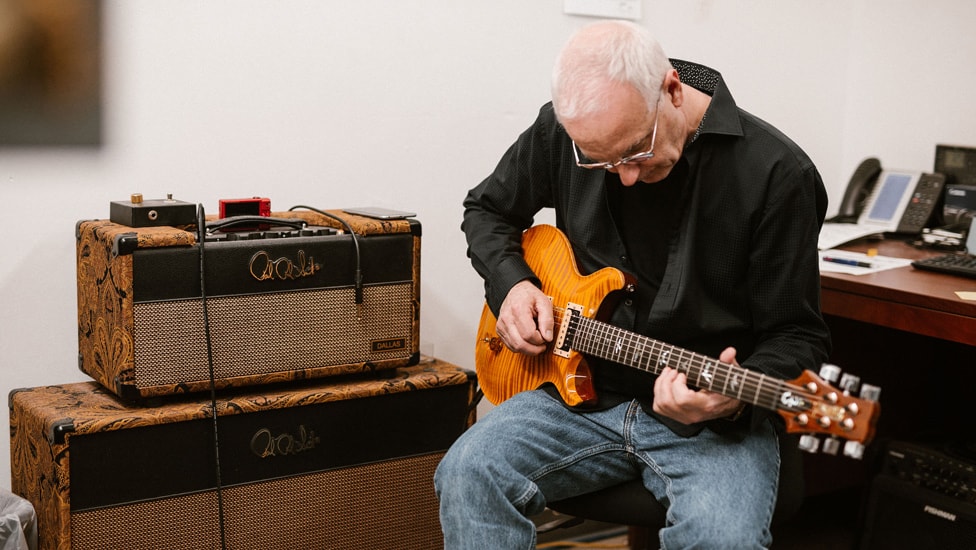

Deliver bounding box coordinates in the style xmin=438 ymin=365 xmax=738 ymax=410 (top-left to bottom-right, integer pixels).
xmin=671 ymin=59 xmax=743 ymax=139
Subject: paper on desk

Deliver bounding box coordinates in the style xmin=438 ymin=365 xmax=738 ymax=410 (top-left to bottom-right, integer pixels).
xmin=818 ymin=249 xmax=914 ymax=275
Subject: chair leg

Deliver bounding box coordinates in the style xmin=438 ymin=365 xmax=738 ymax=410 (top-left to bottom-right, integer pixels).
xmin=628 ymin=526 xmax=654 ymax=550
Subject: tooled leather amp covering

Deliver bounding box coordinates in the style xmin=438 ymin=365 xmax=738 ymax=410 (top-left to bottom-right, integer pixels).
xmin=76 ymin=209 xmax=421 ymax=400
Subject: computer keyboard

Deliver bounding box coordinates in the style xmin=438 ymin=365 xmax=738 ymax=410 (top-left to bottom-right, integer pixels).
xmin=911 ymin=253 xmax=976 ymax=279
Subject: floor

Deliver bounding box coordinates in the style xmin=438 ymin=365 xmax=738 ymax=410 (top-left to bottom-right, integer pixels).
xmin=535 ymin=488 xmax=863 ymax=549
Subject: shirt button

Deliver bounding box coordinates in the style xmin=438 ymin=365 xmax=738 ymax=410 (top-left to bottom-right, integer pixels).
xmin=620 ymin=255 xmax=629 ymax=264
xmin=624 ymin=299 xmax=634 ymax=307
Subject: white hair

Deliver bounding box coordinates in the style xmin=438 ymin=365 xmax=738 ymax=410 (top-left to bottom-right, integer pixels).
xmin=551 ymin=20 xmax=671 ymax=122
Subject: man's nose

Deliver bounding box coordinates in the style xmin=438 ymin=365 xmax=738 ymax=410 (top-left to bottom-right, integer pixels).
xmin=613 ymin=163 xmax=642 ymax=186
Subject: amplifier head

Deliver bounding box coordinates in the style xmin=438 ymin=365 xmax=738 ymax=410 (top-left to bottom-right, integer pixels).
xmin=76 ymin=210 xmax=421 ymax=400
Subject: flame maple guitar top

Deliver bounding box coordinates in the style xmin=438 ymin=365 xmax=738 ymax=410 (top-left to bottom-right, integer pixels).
xmin=475 ymin=224 xmax=631 ymax=407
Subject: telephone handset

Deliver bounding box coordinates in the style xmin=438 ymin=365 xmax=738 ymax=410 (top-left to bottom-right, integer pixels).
xmin=829 ymin=158 xmax=946 ymax=234
xmin=829 ymin=157 xmax=882 ymax=223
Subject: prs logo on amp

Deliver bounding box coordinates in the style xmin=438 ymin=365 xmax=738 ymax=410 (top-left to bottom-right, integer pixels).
xmin=250 ymin=425 xmax=321 ymax=458
xmin=249 ymin=249 xmax=321 ymax=281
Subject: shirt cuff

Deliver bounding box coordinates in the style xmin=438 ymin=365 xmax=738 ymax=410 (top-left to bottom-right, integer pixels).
xmin=487 ymin=255 xmax=540 ymax=315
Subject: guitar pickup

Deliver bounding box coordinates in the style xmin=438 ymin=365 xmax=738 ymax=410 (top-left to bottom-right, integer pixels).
xmin=553 ymin=302 xmax=583 ymax=359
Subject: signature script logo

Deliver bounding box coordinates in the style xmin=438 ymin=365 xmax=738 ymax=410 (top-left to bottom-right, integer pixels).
xmin=779 ymin=392 xmax=805 ymax=409
xmin=249 ymin=250 xmax=320 ymax=281
xmin=250 ymin=424 xmax=321 ymax=458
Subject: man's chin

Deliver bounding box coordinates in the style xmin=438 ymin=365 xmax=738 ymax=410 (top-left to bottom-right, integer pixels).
xmin=639 ymin=166 xmax=673 ymax=184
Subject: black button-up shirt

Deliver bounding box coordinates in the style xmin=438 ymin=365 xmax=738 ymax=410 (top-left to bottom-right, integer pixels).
xmin=462 ymin=60 xmax=830 ymax=432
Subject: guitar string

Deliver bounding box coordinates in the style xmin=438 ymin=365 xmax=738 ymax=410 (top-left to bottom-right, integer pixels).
xmin=550 ymin=307 xmax=818 ymax=411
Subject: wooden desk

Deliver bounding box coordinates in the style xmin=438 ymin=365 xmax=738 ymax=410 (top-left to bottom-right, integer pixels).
xmin=809 ymin=237 xmax=976 ymax=495
xmin=820 ymin=238 xmax=976 ymax=346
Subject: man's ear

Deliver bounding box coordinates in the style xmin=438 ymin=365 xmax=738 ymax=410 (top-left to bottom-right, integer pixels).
xmin=664 ymin=68 xmax=683 ymax=107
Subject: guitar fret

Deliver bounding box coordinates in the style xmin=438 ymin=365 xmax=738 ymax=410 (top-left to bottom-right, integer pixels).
xmin=640 ymin=340 xmax=652 ymax=371
xmin=600 ymin=324 xmax=613 ymax=358
xmin=626 ymin=332 xmax=642 ymax=366
xmin=750 ymin=374 xmax=765 ymax=406
xmin=682 ymin=355 xmax=692 ymax=374
xmin=656 ymin=344 xmax=670 ymax=375
xmin=699 ymin=359 xmax=716 ymax=391
xmin=759 ymin=379 xmax=785 ymax=410
xmin=715 ymin=363 xmax=733 ymax=395
xmin=733 ymin=369 xmax=745 ymax=399
xmin=601 ymin=324 xmax=615 ymax=359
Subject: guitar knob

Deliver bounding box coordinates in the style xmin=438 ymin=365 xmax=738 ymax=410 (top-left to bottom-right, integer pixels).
xmin=819 ymin=363 xmax=841 ymax=383
xmin=843 ymin=441 xmax=865 ymax=460
xmin=798 ymin=435 xmax=821 ymax=454
xmin=484 ymin=336 xmax=503 ymax=352
xmin=822 ymin=437 xmax=841 ymax=456
xmin=860 ymin=383 xmax=882 ymax=402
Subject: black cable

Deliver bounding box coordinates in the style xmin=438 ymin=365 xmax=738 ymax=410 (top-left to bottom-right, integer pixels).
xmin=196 ymin=204 xmax=228 ymax=550
xmin=288 ymin=205 xmax=365 ymax=318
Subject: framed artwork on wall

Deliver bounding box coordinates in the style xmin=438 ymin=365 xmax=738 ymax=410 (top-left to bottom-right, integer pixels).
xmin=0 ymin=0 xmax=102 ymax=146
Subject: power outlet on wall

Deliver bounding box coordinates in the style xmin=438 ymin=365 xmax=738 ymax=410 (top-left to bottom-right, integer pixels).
xmin=564 ymin=0 xmax=641 ymax=20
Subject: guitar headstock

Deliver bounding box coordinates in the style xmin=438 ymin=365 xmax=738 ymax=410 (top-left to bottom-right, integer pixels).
xmin=778 ymin=364 xmax=881 ymax=459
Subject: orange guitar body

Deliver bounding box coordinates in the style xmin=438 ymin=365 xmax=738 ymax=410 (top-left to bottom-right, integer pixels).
xmin=474 ymin=224 xmax=634 ymax=407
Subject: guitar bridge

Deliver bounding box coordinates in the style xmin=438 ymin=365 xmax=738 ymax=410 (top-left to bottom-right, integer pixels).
xmin=553 ymin=302 xmax=583 ymax=359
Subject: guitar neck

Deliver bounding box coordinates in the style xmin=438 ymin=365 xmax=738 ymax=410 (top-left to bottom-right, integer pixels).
xmin=565 ymin=309 xmax=789 ymax=412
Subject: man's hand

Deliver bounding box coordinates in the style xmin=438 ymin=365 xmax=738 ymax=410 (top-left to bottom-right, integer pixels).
xmin=495 ymin=280 xmax=554 ymax=355
xmin=652 ymin=346 xmax=745 ymax=424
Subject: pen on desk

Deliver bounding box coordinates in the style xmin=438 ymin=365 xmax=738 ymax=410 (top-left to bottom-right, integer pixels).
xmin=823 ymin=256 xmax=873 ymax=268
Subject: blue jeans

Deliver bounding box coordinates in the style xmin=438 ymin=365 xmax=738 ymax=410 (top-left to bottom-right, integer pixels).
xmin=434 ymin=389 xmax=780 ymax=549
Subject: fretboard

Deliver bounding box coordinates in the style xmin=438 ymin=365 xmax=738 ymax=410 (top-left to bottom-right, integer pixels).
xmin=565 ymin=310 xmax=789 ymax=412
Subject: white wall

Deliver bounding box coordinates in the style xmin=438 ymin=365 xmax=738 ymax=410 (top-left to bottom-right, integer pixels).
xmin=1 ymin=0 xmax=974 ymax=490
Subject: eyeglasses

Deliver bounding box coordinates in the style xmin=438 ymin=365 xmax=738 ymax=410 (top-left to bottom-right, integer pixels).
xmin=572 ymin=105 xmax=660 ymax=170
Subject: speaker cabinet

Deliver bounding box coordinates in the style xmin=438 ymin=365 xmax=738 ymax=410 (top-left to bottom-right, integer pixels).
xmin=76 ymin=209 xmax=422 ymax=400
xmin=10 ymin=360 xmax=475 ymax=550
xmin=861 ymin=475 xmax=976 ymax=549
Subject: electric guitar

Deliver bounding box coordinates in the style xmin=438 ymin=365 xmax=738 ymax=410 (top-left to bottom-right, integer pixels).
xmin=475 ymin=224 xmax=880 ymax=446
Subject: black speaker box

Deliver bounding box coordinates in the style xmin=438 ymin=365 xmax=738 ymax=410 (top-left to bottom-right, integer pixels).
xmin=861 ymin=442 xmax=976 ymax=550
xmin=10 ymin=360 xmax=475 ymax=550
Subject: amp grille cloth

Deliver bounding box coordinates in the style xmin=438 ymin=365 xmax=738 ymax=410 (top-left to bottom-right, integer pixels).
xmin=71 ymin=451 xmax=445 ymax=549
xmin=132 ymin=283 xmax=413 ymax=388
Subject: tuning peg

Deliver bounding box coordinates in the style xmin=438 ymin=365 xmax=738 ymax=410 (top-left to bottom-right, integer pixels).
xmin=822 ymin=437 xmax=841 ymax=456
xmin=860 ymin=383 xmax=881 ymax=402
xmin=839 ymin=373 xmax=860 ymax=394
xmin=843 ymin=441 xmax=865 ymax=460
xmin=798 ymin=435 xmax=821 ymax=454
xmin=819 ymin=363 xmax=841 ymax=383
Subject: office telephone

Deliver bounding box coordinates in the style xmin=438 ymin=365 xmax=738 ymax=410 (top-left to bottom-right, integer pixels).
xmin=829 ymin=158 xmax=946 ymax=234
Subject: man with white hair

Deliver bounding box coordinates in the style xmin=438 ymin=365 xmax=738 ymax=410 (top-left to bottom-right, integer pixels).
xmin=436 ymin=20 xmax=830 ymax=549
